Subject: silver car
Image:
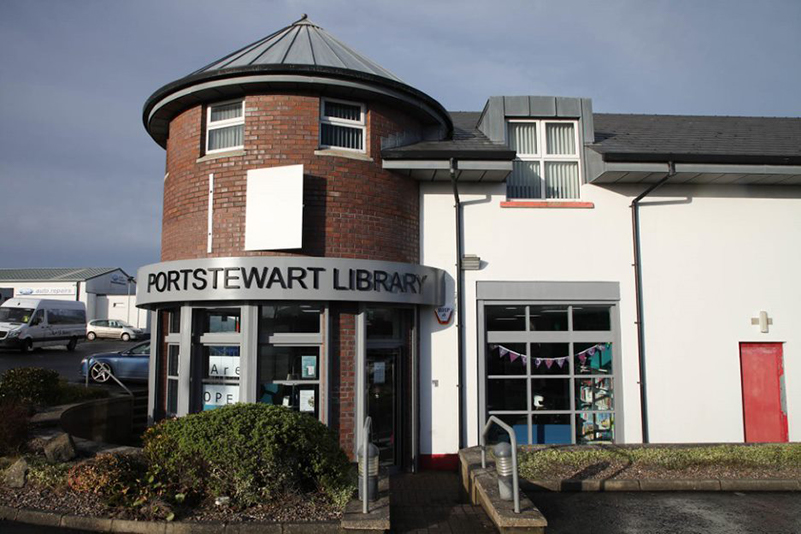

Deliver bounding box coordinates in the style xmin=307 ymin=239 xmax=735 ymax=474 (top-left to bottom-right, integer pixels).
xmin=86 ymin=319 xmax=144 ymax=341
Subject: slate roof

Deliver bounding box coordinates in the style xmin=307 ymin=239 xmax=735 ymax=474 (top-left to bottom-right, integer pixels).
xmin=0 ymin=268 xmax=123 ymax=282
xmin=382 ymin=111 xmax=801 ymax=165
xmin=591 ymin=113 xmax=801 ymax=165
xmin=381 ymin=112 xmax=515 ymax=160
xmin=190 ymin=15 xmax=404 ymax=84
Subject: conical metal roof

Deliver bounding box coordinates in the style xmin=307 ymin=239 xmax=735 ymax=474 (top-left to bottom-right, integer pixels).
xmin=191 ymin=15 xmax=404 ymax=84
xmin=143 ymin=16 xmax=451 ymax=148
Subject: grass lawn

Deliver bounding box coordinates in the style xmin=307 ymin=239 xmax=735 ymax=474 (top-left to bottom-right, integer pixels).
xmin=518 ymin=443 xmax=801 ymax=481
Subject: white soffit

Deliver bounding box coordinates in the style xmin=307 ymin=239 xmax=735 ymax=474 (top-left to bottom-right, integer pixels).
xmin=245 ymin=165 xmax=304 ymax=251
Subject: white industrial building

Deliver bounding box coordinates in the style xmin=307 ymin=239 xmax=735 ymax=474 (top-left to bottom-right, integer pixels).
xmin=0 ymin=268 xmax=148 ymax=330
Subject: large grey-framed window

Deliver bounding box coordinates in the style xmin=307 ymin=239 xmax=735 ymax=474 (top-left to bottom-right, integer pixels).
xmin=507 ymin=120 xmax=581 ymax=200
xmin=194 ymin=308 xmax=242 ymax=412
xmin=478 ymin=284 xmax=620 ymax=445
xmin=257 ymin=303 xmax=327 ymax=422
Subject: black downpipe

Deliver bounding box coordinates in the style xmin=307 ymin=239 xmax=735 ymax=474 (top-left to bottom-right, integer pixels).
xmin=631 ymin=161 xmax=675 ymax=444
xmin=450 ymin=158 xmax=466 ymax=450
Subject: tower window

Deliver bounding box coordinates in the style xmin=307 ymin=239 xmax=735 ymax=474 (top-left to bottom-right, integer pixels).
xmin=320 ymin=98 xmax=365 ymax=152
xmin=206 ymin=100 xmax=245 ymax=154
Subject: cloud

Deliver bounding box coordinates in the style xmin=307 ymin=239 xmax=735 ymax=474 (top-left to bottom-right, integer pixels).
xmin=1 ymin=0 xmax=800 ymax=275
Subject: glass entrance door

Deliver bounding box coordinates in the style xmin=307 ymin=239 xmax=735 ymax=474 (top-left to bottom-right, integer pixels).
xmin=366 ymin=347 xmax=400 ymax=465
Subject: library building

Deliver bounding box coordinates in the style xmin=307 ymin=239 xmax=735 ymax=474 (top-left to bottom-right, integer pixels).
xmin=138 ymin=15 xmax=801 ymax=470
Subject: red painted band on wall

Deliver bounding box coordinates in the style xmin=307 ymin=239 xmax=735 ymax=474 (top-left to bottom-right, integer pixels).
xmin=419 ymin=454 xmax=459 ymax=471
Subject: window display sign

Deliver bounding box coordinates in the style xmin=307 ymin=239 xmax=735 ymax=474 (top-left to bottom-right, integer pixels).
xmin=209 ymin=356 xmax=240 ymax=378
xmin=203 ymin=384 xmax=239 ymax=410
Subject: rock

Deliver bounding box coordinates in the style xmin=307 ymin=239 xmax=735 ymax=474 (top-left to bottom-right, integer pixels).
xmin=44 ymin=433 xmax=77 ymax=463
xmin=4 ymin=458 xmax=29 ymax=488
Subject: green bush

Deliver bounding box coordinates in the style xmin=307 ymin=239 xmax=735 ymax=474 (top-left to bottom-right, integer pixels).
xmin=67 ymin=452 xmax=147 ymax=502
xmin=0 ymin=401 xmax=30 ymax=455
xmin=0 ymin=368 xmax=60 ymax=405
xmin=27 ymin=455 xmax=72 ymax=490
xmin=55 ymin=381 xmax=109 ymax=404
xmin=143 ymin=404 xmax=354 ymax=508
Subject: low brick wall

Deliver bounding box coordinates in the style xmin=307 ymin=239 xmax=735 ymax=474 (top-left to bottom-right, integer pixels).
xmin=60 ymin=396 xmax=133 ymax=445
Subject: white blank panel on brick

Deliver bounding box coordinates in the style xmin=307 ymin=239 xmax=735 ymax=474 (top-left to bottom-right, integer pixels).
xmin=245 ymin=164 xmax=304 ymax=251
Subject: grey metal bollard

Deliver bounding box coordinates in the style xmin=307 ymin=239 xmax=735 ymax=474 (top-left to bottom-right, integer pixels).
xmin=358 ymin=443 xmax=379 ymax=502
xmin=494 ymin=442 xmax=514 ymax=501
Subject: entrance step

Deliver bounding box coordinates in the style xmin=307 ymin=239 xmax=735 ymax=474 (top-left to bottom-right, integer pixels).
xmin=390 ymin=471 xmax=496 ymax=533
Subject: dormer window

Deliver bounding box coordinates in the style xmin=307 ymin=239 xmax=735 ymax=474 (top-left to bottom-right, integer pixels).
xmin=320 ymin=98 xmax=365 ymax=152
xmin=206 ymin=100 xmax=245 ymax=154
xmin=507 ymin=120 xmax=581 ymax=199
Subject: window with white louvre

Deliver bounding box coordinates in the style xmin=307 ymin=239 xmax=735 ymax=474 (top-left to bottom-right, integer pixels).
xmin=319 ymin=98 xmax=365 ymax=152
xmin=206 ymin=100 xmax=245 ymax=154
xmin=507 ymin=120 xmax=581 ymax=200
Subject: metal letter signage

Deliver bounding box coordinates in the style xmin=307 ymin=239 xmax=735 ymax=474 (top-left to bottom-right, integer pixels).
xmin=136 ymin=257 xmax=446 ymax=308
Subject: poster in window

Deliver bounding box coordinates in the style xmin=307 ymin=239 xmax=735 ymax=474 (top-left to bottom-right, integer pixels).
xmin=301 ymin=355 xmax=317 ymax=378
xmin=299 ymin=389 xmax=315 ymax=413
xmin=373 ymin=362 xmax=385 ymax=384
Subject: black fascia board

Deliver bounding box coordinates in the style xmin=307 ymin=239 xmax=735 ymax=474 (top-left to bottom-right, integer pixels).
xmin=600 ymin=151 xmax=801 ymax=166
xmin=143 ymin=64 xmax=453 ymax=139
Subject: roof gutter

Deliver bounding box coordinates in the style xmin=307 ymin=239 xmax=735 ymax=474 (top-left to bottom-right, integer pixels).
xmin=631 ymin=161 xmax=675 ymax=444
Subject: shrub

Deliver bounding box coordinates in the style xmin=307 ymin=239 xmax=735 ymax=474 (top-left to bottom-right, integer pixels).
xmin=0 ymin=401 xmax=30 ymax=455
xmin=143 ymin=404 xmax=354 ymax=508
xmin=55 ymin=381 xmax=109 ymax=404
xmin=27 ymin=455 xmax=72 ymax=490
xmin=67 ymin=452 xmax=147 ymax=502
xmin=0 ymin=368 xmax=60 ymax=405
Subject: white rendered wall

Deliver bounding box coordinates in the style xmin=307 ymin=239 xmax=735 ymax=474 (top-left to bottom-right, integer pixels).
xmin=420 ymin=181 xmax=801 ymax=454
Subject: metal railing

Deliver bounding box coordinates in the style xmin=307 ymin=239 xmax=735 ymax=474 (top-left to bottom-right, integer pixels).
xmin=481 ymin=416 xmax=520 ymax=514
xmin=361 ymin=416 xmax=373 ymax=514
xmin=85 ymin=361 xmax=133 ymax=397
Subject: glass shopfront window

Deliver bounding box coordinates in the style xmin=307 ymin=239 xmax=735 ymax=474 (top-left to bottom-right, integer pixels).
xmin=257 ymin=303 xmax=324 ymax=420
xmin=201 ymin=345 xmax=240 ymax=410
xmin=204 ymin=309 xmax=240 ymax=333
xmin=484 ymin=304 xmax=617 ymax=445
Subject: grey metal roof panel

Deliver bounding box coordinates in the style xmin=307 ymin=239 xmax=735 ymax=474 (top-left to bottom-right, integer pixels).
xmin=143 ymin=15 xmax=451 ymax=148
xmin=0 ymin=268 xmax=121 ymax=282
xmin=382 ymin=111 xmax=515 ymax=160
xmin=191 ymin=16 xmax=404 ymax=83
xmin=591 ymin=113 xmax=801 ymax=165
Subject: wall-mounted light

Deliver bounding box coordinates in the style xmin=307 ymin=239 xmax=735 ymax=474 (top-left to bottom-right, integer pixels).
xmin=462 ymin=254 xmax=481 ymax=271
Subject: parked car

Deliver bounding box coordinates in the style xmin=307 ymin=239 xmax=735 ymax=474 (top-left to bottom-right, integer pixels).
xmin=86 ymin=319 xmax=145 ymax=341
xmin=0 ymin=298 xmax=86 ymax=352
xmin=80 ymin=341 xmax=150 ymax=383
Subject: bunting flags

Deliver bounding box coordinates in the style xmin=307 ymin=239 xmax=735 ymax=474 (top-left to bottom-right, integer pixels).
xmin=490 ymin=343 xmax=610 ymax=369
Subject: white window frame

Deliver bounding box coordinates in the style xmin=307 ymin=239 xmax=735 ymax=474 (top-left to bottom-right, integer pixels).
xmin=319 ymin=97 xmax=366 ymax=153
xmin=507 ymin=119 xmax=582 ymax=200
xmin=205 ymin=99 xmax=245 ymax=155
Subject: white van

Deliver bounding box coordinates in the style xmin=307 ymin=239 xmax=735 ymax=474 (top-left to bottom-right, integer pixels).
xmin=0 ymin=298 xmax=87 ymax=352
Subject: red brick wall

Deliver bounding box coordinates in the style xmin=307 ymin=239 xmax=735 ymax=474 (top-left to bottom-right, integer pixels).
xmin=161 ymin=93 xmax=422 ymax=264
xmin=159 ymin=91 xmax=423 ymax=458
xmin=329 ymin=302 xmax=358 ymax=458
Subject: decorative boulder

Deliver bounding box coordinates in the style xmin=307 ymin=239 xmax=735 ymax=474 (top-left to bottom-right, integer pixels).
xmin=44 ymin=433 xmax=77 ymax=463
xmin=4 ymin=458 xmax=28 ymax=488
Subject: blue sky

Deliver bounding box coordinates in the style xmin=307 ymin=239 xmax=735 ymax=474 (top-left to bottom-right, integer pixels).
xmin=1 ymin=0 xmax=799 ymax=277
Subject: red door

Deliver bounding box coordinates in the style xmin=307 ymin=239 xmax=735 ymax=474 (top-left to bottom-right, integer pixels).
xmin=739 ymin=343 xmax=788 ymax=443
